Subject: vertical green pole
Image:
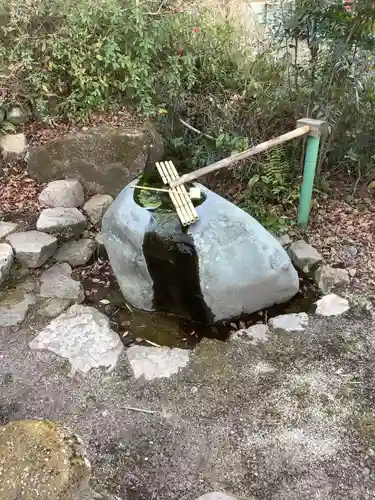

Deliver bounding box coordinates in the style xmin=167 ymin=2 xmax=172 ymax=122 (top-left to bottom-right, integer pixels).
xmin=296 ymin=118 xmax=327 ymax=228
xmin=298 ymin=135 xmax=321 ymax=227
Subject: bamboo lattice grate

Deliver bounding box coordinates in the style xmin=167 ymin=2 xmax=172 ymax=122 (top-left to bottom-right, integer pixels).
xmin=155 ymin=161 xmax=199 ymax=226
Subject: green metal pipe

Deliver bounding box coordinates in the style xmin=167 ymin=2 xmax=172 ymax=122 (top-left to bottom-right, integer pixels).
xmin=298 ymin=135 xmax=321 ymax=227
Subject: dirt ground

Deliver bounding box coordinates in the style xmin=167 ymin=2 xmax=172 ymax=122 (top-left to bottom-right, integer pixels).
xmin=1 ymin=303 xmax=375 ymax=499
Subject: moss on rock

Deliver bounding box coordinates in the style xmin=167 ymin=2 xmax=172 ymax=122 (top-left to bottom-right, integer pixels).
xmin=27 ymin=124 xmax=164 ymax=197
xmin=0 ymin=420 xmax=90 ymax=500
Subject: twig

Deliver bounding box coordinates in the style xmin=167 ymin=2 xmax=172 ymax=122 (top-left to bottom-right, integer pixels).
xmin=124 ymin=301 xmax=133 ymax=313
xmin=130 ymin=185 xmax=169 ymax=193
xmin=144 ymin=339 xmax=162 ymax=347
xmin=179 ymin=118 xmax=215 ymax=140
xmin=124 ymin=406 xmax=156 ymax=414
xmin=352 ymin=163 xmax=361 ymax=197
xmin=147 ymin=0 xmax=167 ymax=15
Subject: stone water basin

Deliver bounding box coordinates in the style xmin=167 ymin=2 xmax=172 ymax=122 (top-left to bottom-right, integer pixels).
xmin=101 ymin=178 xmax=300 ymax=324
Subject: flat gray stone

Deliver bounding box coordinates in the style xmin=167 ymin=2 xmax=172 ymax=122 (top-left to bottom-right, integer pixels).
xmin=0 ymin=289 xmax=35 ymax=326
xmin=102 ymin=182 xmax=299 ymax=322
xmin=0 ymin=133 xmax=27 ymax=160
xmin=230 ymin=324 xmax=269 ymax=344
xmin=36 ymin=208 xmax=87 ymax=239
xmin=29 ymin=304 xmax=124 ymax=375
xmin=37 ymin=298 xmax=72 ymax=318
xmin=0 ymin=222 xmax=18 ymax=241
xmin=39 ymin=263 xmax=84 ymax=303
xmin=315 ymin=294 xmax=349 ymax=317
xmin=55 ymin=239 xmax=96 ymax=267
xmin=6 ymin=230 xmax=57 ymax=268
xmin=83 ymin=194 xmax=113 ymax=225
xmin=0 ymin=243 xmax=13 ymax=286
xmin=314 ymin=265 xmax=350 ymax=294
xmin=269 ymin=312 xmax=309 ymax=332
xmin=127 ymin=346 xmax=190 ymax=381
xmin=38 ymin=179 xmax=85 ymax=208
xmin=288 ymin=240 xmax=323 ymax=273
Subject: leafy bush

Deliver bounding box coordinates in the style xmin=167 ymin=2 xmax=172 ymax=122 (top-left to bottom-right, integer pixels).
xmin=0 ymin=0 xmax=243 ymax=120
xmin=1 ymin=0 xmax=375 ymax=223
xmin=268 ymin=0 xmax=375 ymax=180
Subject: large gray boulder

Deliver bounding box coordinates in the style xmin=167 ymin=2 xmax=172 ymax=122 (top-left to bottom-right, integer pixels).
xmin=102 ymin=181 xmax=299 ymax=323
xmin=27 ymin=125 xmax=164 ymax=197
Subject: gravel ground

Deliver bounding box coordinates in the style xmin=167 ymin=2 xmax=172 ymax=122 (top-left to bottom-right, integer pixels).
xmin=1 ymin=304 xmax=375 ymax=500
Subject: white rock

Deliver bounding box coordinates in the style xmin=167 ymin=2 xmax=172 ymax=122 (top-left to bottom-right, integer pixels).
xmin=29 ymin=304 xmax=124 ymax=375
xmin=230 ymin=324 xmax=269 ymax=344
xmin=288 ymin=240 xmax=323 ymax=273
xmin=314 ymin=265 xmax=350 ymax=294
xmin=55 ymin=239 xmax=96 ymax=266
xmin=127 ymin=346 xmax=190 ymax=381
xmin=37 ymin=208 xmax=87 ymax=238
xmin=38 ymin=179 xmax=84 ymax=208
xmin=269 ymin=312 xmax=309 ymax=332
xmin=83 ymin=194 xmax=113 ymax=225
xmin=0 ymin=243 xmax=13 ymax=286
xmin=0 ymin=222 xmax=18 ymax=241
xmin=0 ymin=133 xmax=27 ymax=159
xmin=6 ymin=230 xmax=57 ymax=268
xmin=0 ymin=289 xmax=35 ymax=327
xmin=39 ymin=263 xmax=84 ymax=303
xmin=315 ymin=294 xmax=349 ymax=317
xmin=37 ymin=298 xmax=72 ymax=318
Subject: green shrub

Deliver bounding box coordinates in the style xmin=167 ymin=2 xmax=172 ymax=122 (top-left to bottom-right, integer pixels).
xmin=1 ymin=0 xmax=375 ymax=221
xmin=0 ymin=0 xmax=243 ymax=120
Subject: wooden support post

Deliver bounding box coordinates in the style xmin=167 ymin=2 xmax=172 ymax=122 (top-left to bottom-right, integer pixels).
xmin=297 ymin=118 xmax=328 ymax=228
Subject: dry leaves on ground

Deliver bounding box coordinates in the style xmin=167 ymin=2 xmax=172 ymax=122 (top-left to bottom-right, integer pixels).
xmin=0 ymin=161 xmax=41 ymax=221
xmin=305 ymin=196 xmax=375 ymax=297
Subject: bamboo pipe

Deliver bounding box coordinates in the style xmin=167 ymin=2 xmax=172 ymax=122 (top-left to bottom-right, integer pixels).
xmin=169 ymin=125 xmax=311 ymax=187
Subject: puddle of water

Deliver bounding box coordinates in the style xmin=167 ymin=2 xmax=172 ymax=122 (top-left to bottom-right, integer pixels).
xmin=78 ymin=261 xmax=320 ymax=349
